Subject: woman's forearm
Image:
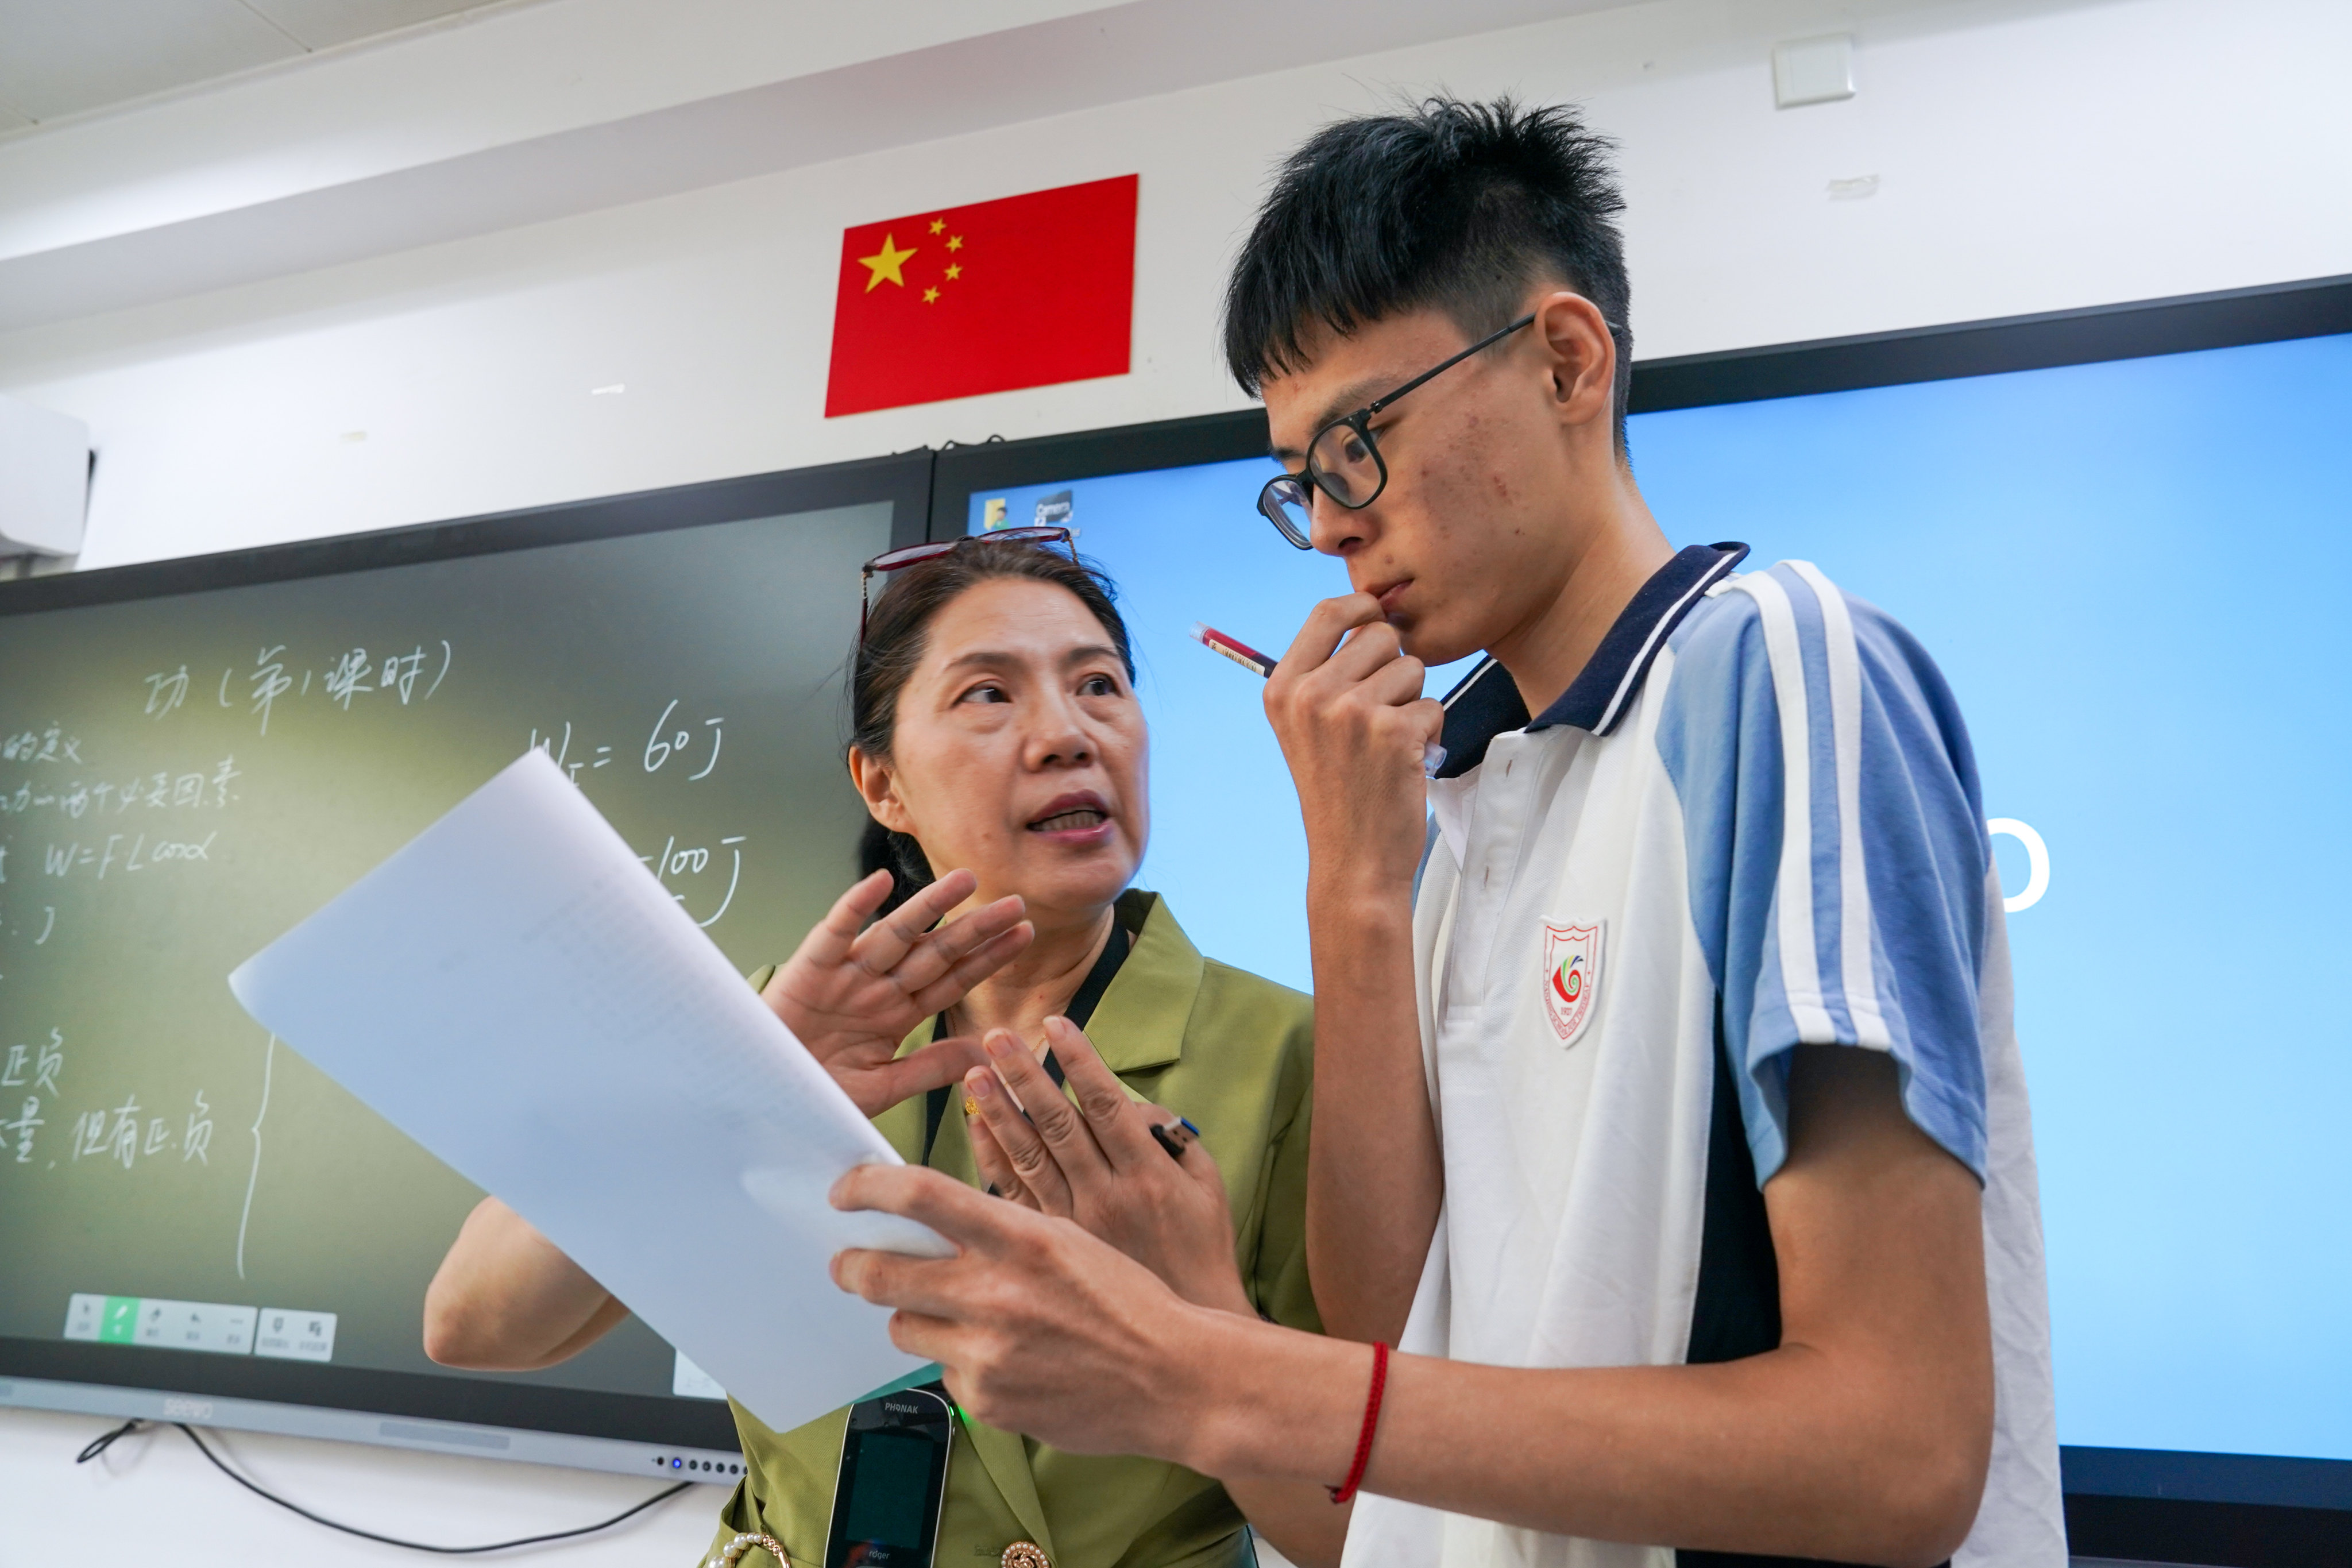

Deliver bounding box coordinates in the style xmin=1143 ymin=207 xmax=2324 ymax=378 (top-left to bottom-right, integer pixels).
xmin=423 ymin=1196 xmax=624 ymax=1370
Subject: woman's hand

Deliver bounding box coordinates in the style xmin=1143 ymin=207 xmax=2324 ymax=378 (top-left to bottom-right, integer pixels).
xmin=764 ymin=867 xmax=1033 ymax=1118
xmin=963 ymin=1015 xmax=1252 ymax=1316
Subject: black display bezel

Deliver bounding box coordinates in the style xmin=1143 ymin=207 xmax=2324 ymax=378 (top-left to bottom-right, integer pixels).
xmin=0 ymin=449 xmax=934 ymax=1454
xmin=928 ymin=274 xmax=2352 ymax=1567
xmin=0 ymin=451 xmax=932 ymax=617
xmin=932 ymin=272 xmax=2352 ymax=543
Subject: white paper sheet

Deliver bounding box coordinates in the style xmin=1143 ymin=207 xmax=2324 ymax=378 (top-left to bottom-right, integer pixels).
xmin=229 ymin=748 xmax=947 ymax=1434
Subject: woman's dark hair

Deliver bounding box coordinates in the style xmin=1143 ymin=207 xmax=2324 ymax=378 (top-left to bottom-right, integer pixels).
xmin=851 ymin=536 xmax=1136 ymax=915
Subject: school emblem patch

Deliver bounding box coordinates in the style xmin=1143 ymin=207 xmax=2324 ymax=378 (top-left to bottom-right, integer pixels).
xmin=1542 ymin=920 xmax=1605 ymax=1046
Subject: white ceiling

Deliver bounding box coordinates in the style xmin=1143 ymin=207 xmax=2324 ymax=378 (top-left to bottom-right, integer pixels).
xmin=0 ymin=0 xmax=2118 ymax=333
xmin=0 ymin=0 xmax=542 ymax=128
xmin=0 ymin=0 xmax=1655 ymax=330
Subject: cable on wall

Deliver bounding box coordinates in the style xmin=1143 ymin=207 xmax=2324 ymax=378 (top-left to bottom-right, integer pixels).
xmin=75 ymin=1419 xmax=696 ymax=1554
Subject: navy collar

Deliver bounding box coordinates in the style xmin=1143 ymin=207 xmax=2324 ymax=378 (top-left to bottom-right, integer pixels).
xmin=1434 ymin=542 xmax=1749 ymax=778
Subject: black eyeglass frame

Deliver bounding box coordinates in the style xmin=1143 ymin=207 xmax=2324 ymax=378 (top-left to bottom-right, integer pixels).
xmin=858 ymin=525 xmax=1079 ymax=640
xmin=1256 ymin=311 xmax=1538 ymax=549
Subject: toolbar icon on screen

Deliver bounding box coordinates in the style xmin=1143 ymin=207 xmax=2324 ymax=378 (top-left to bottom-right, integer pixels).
xmin=254 ymin=1308 xmax=337 ymax=1363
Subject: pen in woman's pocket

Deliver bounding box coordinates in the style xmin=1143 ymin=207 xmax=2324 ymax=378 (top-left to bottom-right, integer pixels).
xmin=1150 ymin=1117 xmax=1203 ymax=1161
xmin=1188 ymin=622 xmax=1447 ymax=777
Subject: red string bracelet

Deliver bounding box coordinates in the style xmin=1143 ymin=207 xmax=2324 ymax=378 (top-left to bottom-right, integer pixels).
xmin=1328 ymin=1340 xmax=1389 ymax=1504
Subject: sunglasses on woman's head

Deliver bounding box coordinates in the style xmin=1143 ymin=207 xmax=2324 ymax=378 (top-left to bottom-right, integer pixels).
xmin=859 ymin=527 xmax=1079 ymax=640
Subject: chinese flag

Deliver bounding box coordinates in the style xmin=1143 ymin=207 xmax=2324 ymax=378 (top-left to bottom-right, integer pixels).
xmin=824 ymin=174 xmax=1138 ymax=417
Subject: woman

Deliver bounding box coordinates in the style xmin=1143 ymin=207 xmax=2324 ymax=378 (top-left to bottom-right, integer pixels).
xmin=423 ymin=535 xmax=1340 ymax=1567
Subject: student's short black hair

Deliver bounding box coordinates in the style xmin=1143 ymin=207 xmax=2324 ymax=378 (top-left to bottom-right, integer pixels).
xmin=1223 ymin=96 xmax=1633 ymax=451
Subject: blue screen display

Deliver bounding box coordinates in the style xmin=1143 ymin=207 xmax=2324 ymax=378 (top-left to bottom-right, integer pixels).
xmin=970 ymin=329 xmax=2352 ymax=1464
xmin=970 ymin=467 xmax=1481 ymax=994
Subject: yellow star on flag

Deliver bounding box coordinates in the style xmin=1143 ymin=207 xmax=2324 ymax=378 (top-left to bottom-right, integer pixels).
xmin=947 ymin=235 xmax=964 ymax=252
xmin=945 ymin=263 xmax=962 ymax=280
xmin=858 ymin=233 xmax=918 ymax=291
xmin=929 ymin=218 xmax=946 ymax=234
xmin=922 ymin=287 xmax=941 ymax=303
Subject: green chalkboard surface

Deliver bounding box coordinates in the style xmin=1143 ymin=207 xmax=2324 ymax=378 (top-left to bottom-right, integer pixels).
xmin=0 ymin=458 xmax=924 ymax=1443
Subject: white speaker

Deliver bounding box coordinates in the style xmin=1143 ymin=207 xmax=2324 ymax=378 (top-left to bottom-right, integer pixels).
xmin=0 ymin=392 xmax=91 ymax=557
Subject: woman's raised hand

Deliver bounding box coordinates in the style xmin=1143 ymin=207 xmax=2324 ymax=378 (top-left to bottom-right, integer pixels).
xmin=763 ymin=868 xmax=1033 ymax=1118
xmin=964 ymin=1016 xmax=1253 ymax=1316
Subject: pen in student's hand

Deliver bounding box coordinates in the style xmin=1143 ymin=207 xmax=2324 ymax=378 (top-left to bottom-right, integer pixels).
xmin=1188 ymin=621 xmax=1447 ymax=778
xmin=1191 ymin=622 xmax=1276 ymax=677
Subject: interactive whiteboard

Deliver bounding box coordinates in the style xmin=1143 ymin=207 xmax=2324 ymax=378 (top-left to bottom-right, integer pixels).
xmin=0 ymin=457 xmax=924 ymax=1467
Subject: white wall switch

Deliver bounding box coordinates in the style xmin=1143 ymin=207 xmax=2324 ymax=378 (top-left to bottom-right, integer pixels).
xmin=1774 ymin=34 xmax=1856 ymax=108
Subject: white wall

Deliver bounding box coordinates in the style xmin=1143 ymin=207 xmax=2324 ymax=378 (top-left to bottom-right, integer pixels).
xmin=0 ymin=0 xmax=1123 ymax=256
xmin=2 ymin=0 xmax=2346 ymax=573
xmin=1 ymin=0 xmax=2348 ymax=1558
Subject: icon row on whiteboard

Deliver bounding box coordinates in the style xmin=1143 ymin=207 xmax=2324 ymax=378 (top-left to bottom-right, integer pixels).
xmin=63 ymin=1293 xmax=337 ymax=1362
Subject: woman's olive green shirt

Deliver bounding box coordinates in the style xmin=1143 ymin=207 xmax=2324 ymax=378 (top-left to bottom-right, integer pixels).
xmin=706 ymin=890 xmax=1318 ymax=1568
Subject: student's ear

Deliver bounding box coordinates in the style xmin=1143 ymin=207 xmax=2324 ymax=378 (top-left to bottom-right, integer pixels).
xmin=1534 ymin=289 xmax=1619 ymax=430
xmin=847 ymin=747 xmax=918 ymax=836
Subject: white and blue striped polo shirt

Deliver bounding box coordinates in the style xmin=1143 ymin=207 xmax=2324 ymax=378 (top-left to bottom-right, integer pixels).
xmin=1340 ymin=546 xmax=2063 ymax=1568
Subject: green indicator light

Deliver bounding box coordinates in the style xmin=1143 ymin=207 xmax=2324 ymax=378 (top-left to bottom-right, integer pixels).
xmin=98 ymin=1297 xmax=141 ymax=1345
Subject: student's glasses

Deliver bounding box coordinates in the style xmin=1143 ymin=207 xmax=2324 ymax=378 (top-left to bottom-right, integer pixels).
xmin=859 ymin=527 xmax=1078 ymax=640
xmin=1255 ymin=312 xmax=1538 ymax=550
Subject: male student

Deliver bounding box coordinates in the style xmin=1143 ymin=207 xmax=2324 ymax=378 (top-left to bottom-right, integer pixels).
xmin=831 ymin=98 xmax=2063 ymax=1567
